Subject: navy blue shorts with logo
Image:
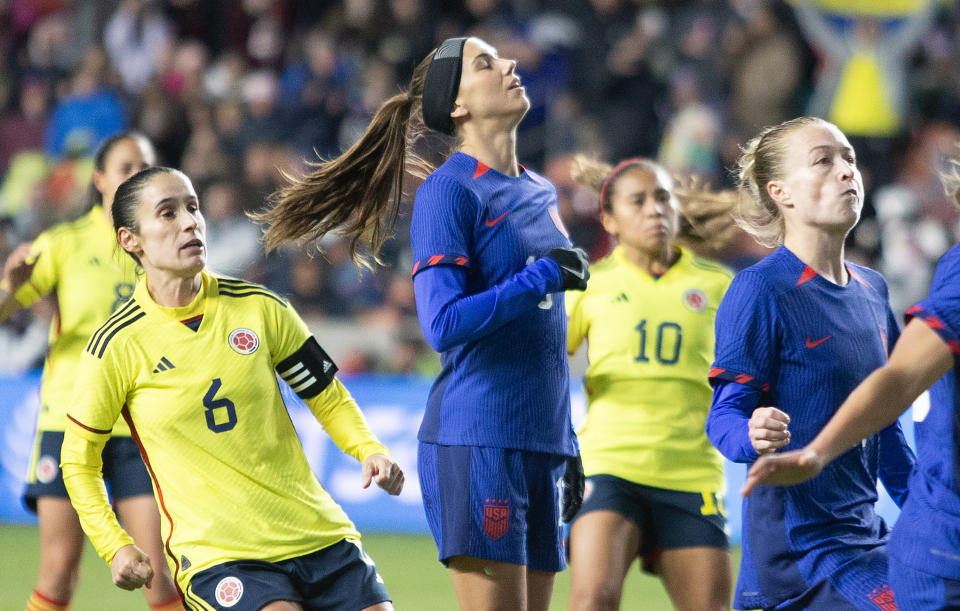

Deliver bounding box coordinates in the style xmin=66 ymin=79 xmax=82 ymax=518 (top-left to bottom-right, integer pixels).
xmin=418 ymin=442 xmax=567 ymax=572
xmin=23 ymin=430 xmax=153 ymax=512
xmin=571 ymin=474 xmax=728 ymax=573
xmin=185 ymin=539 xmax=390 ymax=611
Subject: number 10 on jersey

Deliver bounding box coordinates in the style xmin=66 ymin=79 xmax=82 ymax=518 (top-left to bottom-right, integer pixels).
xmin=635 ymin=320 xmax=682 ymax=365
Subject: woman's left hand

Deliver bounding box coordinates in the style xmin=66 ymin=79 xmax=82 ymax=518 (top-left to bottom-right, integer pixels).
xmin=362 ymin=453 xmax=405 ymax=495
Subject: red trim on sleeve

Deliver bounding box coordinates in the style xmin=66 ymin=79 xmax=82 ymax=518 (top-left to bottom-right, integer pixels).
xmin=428 ymin=254 xmax=445 ymax=266
xmin=796 ymin=266 xmax=818 ymax=286
xmin=735 ymin=374 xmax=754 ymax=385
xmin=905 ymin=305 xmax=922 ymax=316
xmin=948 ymin=340 xmax=960 ymax=355
xmin=925 ymin=315 xmax=946 ymax=330
xmin=455 ymin=256 xmax=468 ymax=266
xmin=411 ymin=261 xmax=421 ymax=277
xmin=473 ymin=161 xmax=489 ymax=179
xmin=708 ymin=367 xmax=726 ymax=378
xmin=66 ymin=414 xmax=111 ymax=435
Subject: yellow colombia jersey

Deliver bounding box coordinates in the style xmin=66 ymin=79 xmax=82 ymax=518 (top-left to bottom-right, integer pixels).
xmin=60 ymin=271 xmax=390 ymax=596
xmin=14 ymin=206 xmax=137 ymax=435
xmin=566 ymin=245 xmax=732 ymax=493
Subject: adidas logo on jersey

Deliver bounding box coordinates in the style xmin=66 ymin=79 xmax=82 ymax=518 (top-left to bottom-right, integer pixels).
xmin=181 ymin=555 xmax=191 ymax=570
xmin=612 ymin=292 xmax=629 ymax=303
xmin=153 ymin=357 xmax=175 ymax=373
xmin=323 ymin=360 xmax=332 ymax=373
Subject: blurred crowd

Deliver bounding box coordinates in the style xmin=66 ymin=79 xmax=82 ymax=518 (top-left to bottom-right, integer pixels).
xmin=1 ymin=0 xmax=959 ymax=374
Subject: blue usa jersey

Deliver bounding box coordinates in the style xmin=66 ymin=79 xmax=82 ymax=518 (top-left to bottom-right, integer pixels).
xmin=888 ymin=242 xmax=960 ymax=581
xmin=410 ymin=152 xmax=577 ymax=456
xmin=707 ymin=246 xmax=914 ymax=610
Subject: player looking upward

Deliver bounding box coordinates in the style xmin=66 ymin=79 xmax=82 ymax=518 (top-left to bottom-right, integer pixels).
xmin=743 ymin=152 xmax=960 ymax=610
xmin=250 ymin=36 xmax=588 ymax=611
xmin=565 ymin=156 xmax=735 ymax=611
xmin=60 ymin=166 xmax=404 ymax=610
xmin=705 ymin=116 xmax=915 ymax=610
xmin=0 ymin=132 xmax=182 ymax=611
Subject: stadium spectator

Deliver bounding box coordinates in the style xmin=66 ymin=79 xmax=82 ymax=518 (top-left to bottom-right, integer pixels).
xmin=705 ymin=116 xmax=915 ymax=610
xmin=44 ymin=47 xmax=127 ymax=160
xmin=742 ymin=152 xmax=960 ymax=611
xmin=791 ymin=0 xmax=936 ymax=204
xmin=565 ymin=155 xmax=735 ymax=611
xmin=60 ymin=166 xmax=404 ymax=610
xmin=0 ymin=132 xmax=183 ymax=611
xmin=249 ymin=35 xmax=587 ymax=611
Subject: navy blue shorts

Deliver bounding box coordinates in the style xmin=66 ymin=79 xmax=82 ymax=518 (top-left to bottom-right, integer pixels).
xmin=23 ymin=430 xmax=153 ymax=512
xmin=184 ymin=539 xmax=390 ymax=611
xmin=418 ymin=442 xmax=567 ymax=572
xmin=772 ymin=547 xmax=896 ymax=611
xmin=889 ymin=555 xmax=960 ymax=611
xmin=571 ymin=474 xmax=728 ymax=573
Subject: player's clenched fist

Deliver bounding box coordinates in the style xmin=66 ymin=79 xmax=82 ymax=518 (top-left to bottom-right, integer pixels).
xmin=363 ymin=453 xmax=405 ymax=495
xmin=110 ymin=544 xmax=154 ymax=591
xmin=749 ymin=406 xmax=791 ymax=455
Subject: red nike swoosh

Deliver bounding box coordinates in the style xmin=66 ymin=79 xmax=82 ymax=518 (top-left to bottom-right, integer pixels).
xmin=805 ymin=335 xmax=832 ymax=348
xmin=485 ymin=211 xmax=509 ymax=227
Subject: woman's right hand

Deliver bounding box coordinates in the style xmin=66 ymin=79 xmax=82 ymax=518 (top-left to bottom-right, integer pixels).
xmin=2 ymin=242 xmax=37 ymax=293
xmin=110 ymin=544 xmax=154 ymax=590
xmin=749 ymin=406 xmax=791 ymax=455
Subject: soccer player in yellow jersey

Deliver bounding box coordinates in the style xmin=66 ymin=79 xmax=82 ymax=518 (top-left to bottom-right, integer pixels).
xmin=565 ymin=156 xmax=736 ymax=611
xmin=61 ymin=166 xmax=404 ymax=611
xmin=0 ymin=132 xmax=183 ymax=611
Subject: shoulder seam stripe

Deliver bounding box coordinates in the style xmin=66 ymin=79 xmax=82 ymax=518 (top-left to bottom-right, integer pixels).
xmin=87 ymin=302 xmax=140 ymax=353
xmin=95 ymin=311 xmax=146 ymax=358
xmin=88 ymin=299 xmax=139 ymax=349
xmin=217 ymin=278 xmax=268 ymax=289
xmin=219 ymin=288 xmax=286 ymax=306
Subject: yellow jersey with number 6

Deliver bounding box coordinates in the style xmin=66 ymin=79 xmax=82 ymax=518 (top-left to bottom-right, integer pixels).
xmin=61 ymin=271 xmax=389 ymax=593
xmin=566 ymin=245 xmax=732 ymax=493
xmin=15 ymin=206 xmax=137 ymax=434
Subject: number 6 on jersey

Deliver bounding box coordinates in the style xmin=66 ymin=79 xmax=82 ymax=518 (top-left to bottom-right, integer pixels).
xmin=203 ymin=378 xmax=237 ymax=433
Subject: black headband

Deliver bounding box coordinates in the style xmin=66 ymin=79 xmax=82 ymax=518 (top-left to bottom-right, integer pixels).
xmin=422 ymin=37 xmax=467 ymax=135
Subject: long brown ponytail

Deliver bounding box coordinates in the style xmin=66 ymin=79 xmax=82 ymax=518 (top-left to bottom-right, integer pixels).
xmin=251 ymin=52 xmax=436 ymax=269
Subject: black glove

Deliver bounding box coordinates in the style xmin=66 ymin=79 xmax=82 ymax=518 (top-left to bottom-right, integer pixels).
xmin=546 ymin=247 xmax=590 ymax=291
xmin=561 ymin=454 xmax=585 ymax=523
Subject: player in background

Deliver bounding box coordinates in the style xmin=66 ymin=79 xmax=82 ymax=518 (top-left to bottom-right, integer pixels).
xmin=250 ymin=36 xmax=587 ymax=611
xmin=743 ymin=155 xmax=960 ymax=610
xmin=61 ymin=166 xmax=404 ymax=610
xmin=705 ymin=116 xmax=915 ymax=610
xmin=565 ymin=156 xmax=735 ymax=611
xmin=0 ymin=132 xmax=182 ymax=611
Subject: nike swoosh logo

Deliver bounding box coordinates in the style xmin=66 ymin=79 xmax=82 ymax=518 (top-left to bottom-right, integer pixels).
xmin=805 ymin=335 xmax=832 ymax=348
xmin=485 ymin=211 xmax=509 ymax=227
xmin=562 ymin=264 xmax=585 ymax=279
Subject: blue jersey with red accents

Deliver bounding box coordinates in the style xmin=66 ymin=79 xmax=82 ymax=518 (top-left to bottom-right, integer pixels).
xmin=706 ymin=246 xmax=915 ymax=610
xmin=889 ymin=242 xmax=960 ymax=581
xmin=410 ymin=152 xmax=577 ymax=456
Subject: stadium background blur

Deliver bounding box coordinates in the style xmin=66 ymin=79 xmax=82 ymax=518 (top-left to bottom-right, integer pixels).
xmin=0 ymin=0 xmax=957 ymax=608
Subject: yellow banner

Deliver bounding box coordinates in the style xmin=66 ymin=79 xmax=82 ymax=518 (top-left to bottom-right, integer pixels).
xmin=787 ymin=0 xmax=925 ymax=17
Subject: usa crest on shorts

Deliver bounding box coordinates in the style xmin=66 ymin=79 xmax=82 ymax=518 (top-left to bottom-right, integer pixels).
xmin=483 ymin=498 xmax=510 ymax=540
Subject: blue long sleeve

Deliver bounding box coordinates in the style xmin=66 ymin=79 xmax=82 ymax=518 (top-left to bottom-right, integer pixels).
xmin=413 ymin=259 xmax=563 ymax=353
xmin=877 ymin=420 xmax=915 ymax=508
xmin=706 ymin=380 xmax=761 ymax=463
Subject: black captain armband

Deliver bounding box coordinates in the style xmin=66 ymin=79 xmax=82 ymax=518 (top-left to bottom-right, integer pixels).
xmin=276 ymin=337 xmax=339 ymax=399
